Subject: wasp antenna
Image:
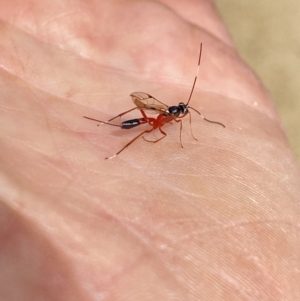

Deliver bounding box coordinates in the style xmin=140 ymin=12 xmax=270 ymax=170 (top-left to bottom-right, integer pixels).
xmin=186 ymin=43 xmax=202 ymax=106
xmin=188 ymin=107 xmax=225 ymax=128
xmin=105 ymin=154 xmax=116 ymax=160
xmin=203 ymin=118 xmax=226 ymax=128
xmin=83 ymin=116 xmax=121 ymax=127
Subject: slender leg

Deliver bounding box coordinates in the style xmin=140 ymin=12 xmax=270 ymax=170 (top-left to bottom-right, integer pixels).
xmin=108 ymin=107 xmax=137 ymax=122
xmin=83 ymin=116 xmax=121 ymax=127
xmin=106 ymin=128 xmax=154 ymax=160
xmin=142 ymin=127 xmax=167 ymax=143
xmin=83 ymin=108 xmax=138 ymax=125
xmin=174 ymin=113 xmax=198 ymax=145
xmin=84 ymin=109 xmax=153 ymax=127
xmin=108 ymin=107 xmax=156 ymax=123
xmin=174 ymin=119 xmax=184 ymax=148
xmin=110 ymin=108 xmax=154 ymax=126
xmin=188 ymin=112 xmax=198 ymax=141
xmin=139 ymin=109 xmax=156 ymax=126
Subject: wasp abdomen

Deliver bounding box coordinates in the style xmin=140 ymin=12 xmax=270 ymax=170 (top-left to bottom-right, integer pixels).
xmin=121 ymin=118 xmax=146 ymax=129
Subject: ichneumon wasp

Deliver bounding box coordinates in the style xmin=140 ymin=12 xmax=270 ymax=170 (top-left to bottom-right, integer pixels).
xmin=84 ymin=43 xmax=225 ymax=159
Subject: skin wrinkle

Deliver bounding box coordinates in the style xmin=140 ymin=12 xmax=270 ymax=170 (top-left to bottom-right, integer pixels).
xmin=195 ymin=239 xmax=288 ymax=300
xmin=40 ymin=10 xmax=81 ymax=28
xmin=4 ymin=138 xmax=55 ymax=157
xmin=217 ymin=269 xmax=259 ymax=301
xmin=219 ymin=259 xmax=286 ymax=300
xmin=167 ymin=220 xmax=300 ymax=245
xmin=0 ymin=23 xmax=78 ymax=95
xmin=146 ymin=165 xmax=277 ymax=207
xmin=225 ymin=177 xmax=275 ymax=206
xmin=65 ymin=198 xmax=195 ymax=296
xmin=92 ymin=202 xmax=299 ymax=276
xmin=215 ymin=141 xmax=288 ymax=175
xmin=6 ymin=118 xmax=292 ymax=253
xmin=19 ymin=5 xmax=86 ymax=42
xmin=148 ymin=170 xmax=228 ymax=179
xmin=0 ymin=104 xmax=41 ymax=116
xmin=116 ymin=219 xmax=290 ymax=299
xmin=158 ymin=226 xmax=293 ymax=282
xmin=159 ymin=0 xmax=233 ymax=44
xmin=0 ymin=206 xmax=90 ymax=300
xmin=103 ymin=251 xmax=149 ymax=293
xmin=0 ymin=16 xmax=276 ymax=119
xmin=0 ymin=66 xmax=62 ymax=102
xmin=62 ymin=191 xmax=210 ymax=280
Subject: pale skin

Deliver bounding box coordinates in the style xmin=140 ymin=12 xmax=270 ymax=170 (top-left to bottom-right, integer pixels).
xmin=0 ymin=0 xmax=300 ymax=300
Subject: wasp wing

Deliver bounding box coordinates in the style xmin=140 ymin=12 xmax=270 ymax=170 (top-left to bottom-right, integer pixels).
xmin=130 ymin=92 xmax=168 ymax=115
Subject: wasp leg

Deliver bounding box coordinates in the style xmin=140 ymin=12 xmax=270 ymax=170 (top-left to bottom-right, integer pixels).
xmin=142 ymin=127 xmax=167 ymax=143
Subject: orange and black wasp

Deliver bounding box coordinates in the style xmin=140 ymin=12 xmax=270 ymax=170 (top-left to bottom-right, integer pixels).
xmin=84 ymin=43 xmax=225 ymax=159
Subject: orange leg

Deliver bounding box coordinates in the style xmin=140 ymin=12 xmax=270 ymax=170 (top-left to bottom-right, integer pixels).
xmin=106 ymin=128 xmax=155 ymax=160
xmin=139 ymin=109 xmax=156 ymax=126
xmin=142 ymin=127 xmax=167 ymax=143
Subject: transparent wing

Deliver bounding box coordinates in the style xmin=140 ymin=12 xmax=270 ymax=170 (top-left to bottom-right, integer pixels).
xmin=130 ymin=92 xmax=168 ymax=115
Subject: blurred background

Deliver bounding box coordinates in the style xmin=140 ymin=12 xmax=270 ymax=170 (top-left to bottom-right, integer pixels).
xmin=216 ymin=1 xmax=300 ymax=161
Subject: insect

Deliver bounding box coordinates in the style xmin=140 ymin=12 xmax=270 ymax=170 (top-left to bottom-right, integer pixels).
xmin=84 ymin=43 xmax=225 ymax=159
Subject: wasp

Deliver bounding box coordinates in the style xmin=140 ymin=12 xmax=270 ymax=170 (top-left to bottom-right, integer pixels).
xmin=84 ymin=43 xmax=225 ymax=159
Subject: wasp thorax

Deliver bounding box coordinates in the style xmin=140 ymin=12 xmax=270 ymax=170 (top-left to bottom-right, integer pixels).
xmin=166 ymin=106 xmax=180 ymax=117
xmin=166 ymin=103 xmax=188 ymax=117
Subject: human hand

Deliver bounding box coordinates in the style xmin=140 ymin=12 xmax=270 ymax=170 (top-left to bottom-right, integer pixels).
xmin=0 ymin=1 xmax=299 ymax=300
